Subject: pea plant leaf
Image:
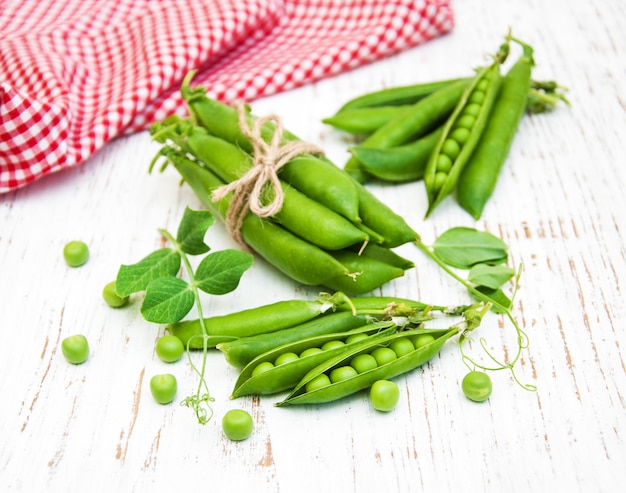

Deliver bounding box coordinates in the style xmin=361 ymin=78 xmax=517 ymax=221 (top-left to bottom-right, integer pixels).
xmin=175 ymin=206 xmax=215 ymax=256
xmin=195 ymin=250 xmax=254 ymax=295
xmin=468 ymin=264 xmax=515 ymax=290
xmin=116 ymin=248 xmax=181 ymax=297
xmin=471 ymin=285 xmax=513 ymax=314
xmin=432 ymin=227 xmax=508 ymax=269
xmin=140 ymin=276 xmax=195 ymax=323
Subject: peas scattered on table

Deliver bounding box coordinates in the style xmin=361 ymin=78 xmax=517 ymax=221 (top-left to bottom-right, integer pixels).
xmin=462 ymin=371 xmax=493 ymax=402
xmin=61 ymin=334 xmax=89 ymax=364
xmin=370 ymin=380 xmax=400 ymax=412
xmin=222 ymin=409 xmax=254 ymax=441
xmin=63 ymin=240 xmax=89 ymax=267
xmin=150 ymin=374 xmax=178 ymax=404
xmin=155 ymin=335 xmax=184 ymax=363
xmin=102 ymin=281 xmax=129 ymax=308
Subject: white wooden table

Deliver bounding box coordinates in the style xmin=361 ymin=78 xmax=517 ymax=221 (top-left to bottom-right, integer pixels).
xmin=2 ymin=1 xmax=625 ymax=491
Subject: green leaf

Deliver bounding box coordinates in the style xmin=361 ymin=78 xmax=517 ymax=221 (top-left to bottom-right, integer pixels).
xmin=468 ymin=264 xmax=516 ymax=290
xmin=176 ymin=207 xmax=215 ymax=255
xmin=471 ymin=286 xmax=513 ymax=314
xmin=195 ymin=250 xmax=254 ymax=295
xmin=432 ymin=227 xmax=508 ymax=269
xmin=140 ymin=276 xmax=195 ymax=323
xmin=116 ymin=248 xmax=181 ymax=297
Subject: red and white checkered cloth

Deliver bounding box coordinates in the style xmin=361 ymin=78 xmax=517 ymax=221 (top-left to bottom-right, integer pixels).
xmin=0 ymin=0 xmax=453 ymax=193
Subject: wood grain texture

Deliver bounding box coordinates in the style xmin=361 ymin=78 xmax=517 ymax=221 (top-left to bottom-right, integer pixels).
xmin=1 ymin=1 xmax=625 ymax=491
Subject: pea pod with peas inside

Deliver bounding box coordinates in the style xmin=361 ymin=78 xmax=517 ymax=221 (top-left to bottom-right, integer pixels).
xmin=275 ymin=326 xmax=459 ymax=406
xmin=423 ymin=42 xmax=509 ymax=217
xmin=216 ymin=297 xmax=439 ymax=368
xmin=456 ymin=41 xmax=534 ymax=219
xmin=230 ymin=320 xmax=399 ymax=397
xmin=342 ymin=78 xmax=471 ymax=182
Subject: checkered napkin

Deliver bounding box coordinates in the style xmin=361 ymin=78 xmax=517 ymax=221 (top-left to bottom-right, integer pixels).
xmin=0 ymin=0 xmax=453 ymax=193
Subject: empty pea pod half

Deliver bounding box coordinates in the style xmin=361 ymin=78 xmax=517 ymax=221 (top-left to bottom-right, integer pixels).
xmin=275 ymin=326 xmax=459 ymax=406
xmin=230 ymin=321 xmax=398 ymax=398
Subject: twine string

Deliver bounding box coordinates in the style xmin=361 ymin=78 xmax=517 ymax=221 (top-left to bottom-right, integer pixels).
xmin=211 ymin=102 xmax=323 ymax=246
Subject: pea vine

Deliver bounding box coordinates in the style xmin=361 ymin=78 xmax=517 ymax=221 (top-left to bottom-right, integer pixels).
xmin=115 ymin=207 xmax=254 ymax=424
xmin=414 ymin=227 xmax=535 ymax=392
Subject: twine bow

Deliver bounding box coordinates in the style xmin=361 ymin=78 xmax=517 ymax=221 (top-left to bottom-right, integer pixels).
xmin=211 ymin=102 xmax=324 ymax=246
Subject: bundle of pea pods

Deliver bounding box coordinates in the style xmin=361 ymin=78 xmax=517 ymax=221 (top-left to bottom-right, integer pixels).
xmin=150 ymin=72 xmax=421 ymax=295
xmin=166 ymin=292 xmax=486 ymax=406
xmin=325 ymin=33 xmax=569 ymax=219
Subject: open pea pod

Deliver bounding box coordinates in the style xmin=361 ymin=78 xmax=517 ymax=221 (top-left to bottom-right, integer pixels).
xmin=231 ymin=321 xmax=398 ymax=398
xmin=217 ymin=311 xmax=375 ymax=369
xmin=275 ymin=326 xmax=459 ymax=407
xmin=423 ymin=50 xmax=506 ymax=218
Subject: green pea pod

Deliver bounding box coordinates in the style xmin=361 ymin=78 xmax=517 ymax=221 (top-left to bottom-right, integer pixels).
xmin=181 ymin=129 xmax=368 ymax=251
xmin=322 ymin=106 xmax=412 ymax=135
xmin=167 ymin=152 xmax=353 ymax=287
xmin=217 ymin=311 xmax=375 ymax=368
xmin=335 ymin=77 xmax=470 ymax=113
xmin=344 ymin=79 xmax=471 ymax=182
xmin=167 ymin=293 xmax=351 ymax=348
xmin=351 ymin=243 xmax=415 ymax=271
xmin=180 ymin=72 xmax=361 ymax=223
xmin=325 ymin=250 xmax=407 ymax=295
xmin=457 ymin=45 xmax=534 ymax=219
xmin=351 ymin=126 xmax=443 ymax=183
xmin=231 ymin=321 xmax=397 ymax=398
xmin=343 ymin=296 xmax=442 ymax=314
xmin=424 ymin=52 xmax=507 ymax=217
xmin=353 ymin=179 xmax=420 ymax=247
xmin=276 ymin=326 xmax=459 ymax=406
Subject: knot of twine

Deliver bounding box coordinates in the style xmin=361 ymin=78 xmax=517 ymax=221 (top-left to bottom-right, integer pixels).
xmin=211 ymin=102 xmax=324 ymax=246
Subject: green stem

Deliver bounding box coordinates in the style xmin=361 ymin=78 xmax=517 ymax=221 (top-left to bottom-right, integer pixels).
xmin=414 ymin=240 xmax=535 ymax=391
xmin=159 ymin=228 xmax=215 ymax=424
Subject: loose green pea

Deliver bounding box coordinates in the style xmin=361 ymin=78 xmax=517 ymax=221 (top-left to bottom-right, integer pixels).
xmin=345 ymin=333 xmax=369 ymax=344
xmin=300 ymin=347 xmax=324 ymax=358
xmin=305 ymin=373 xmax=332 ymax=392
xmin=251 ymin=361 xmax=275 ymax=376
xmin=150 ymin=374 xmax=177 ymax=404
xmin=433 ymin=171 xmax=448 ymax=191
xmin=275 ymin=352 xmax=299 ymax=366
xmin=370 ymin=380 xmax=400 ymax=412
xmin=63 ymin=240 xmax=89 ymax=267
xmin=411 ymin=334 xmax=435 ymax=348
xmin=222 ymin=409 xmax=254 ymax=441
xmin=350 ymin=353 xmax=378 ymax=373
xmin=322 ymin=340 xmax=346 ymax=351
xmin=371 ymin=347 xmax=397 ymax=366
xmin=155 ymin=335 xmax=184 ymax=363
xmin=330 ymin=365 xmax=359 ymax=383
xmin=462 ymin=371 xmax=493 ymax=402
xmin=450 ymin=127 xmax=471 ymax=145
xmin=441 ymin=138 xmax=461 ymax=160
xmin=468 ymin=90 xmax=485 ymax=105
xmin=436 ymin=154 xmax=453 ymax=173
xmin=61 ymin=334 xmax=89 ymax=364
xmin=389 ymin=337 xmax=415 ymax=357
xmin=102 ymin=281 xmax=129 ymax=308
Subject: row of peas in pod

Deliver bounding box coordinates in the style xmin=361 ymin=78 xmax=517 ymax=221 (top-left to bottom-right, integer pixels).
xmin=163 ymin=291 xmax=492 ymax=408
xmin=324 ymin=32 xmax=569 ymax=219
xmin=150 ymin=72 xmax=421 ymax=295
